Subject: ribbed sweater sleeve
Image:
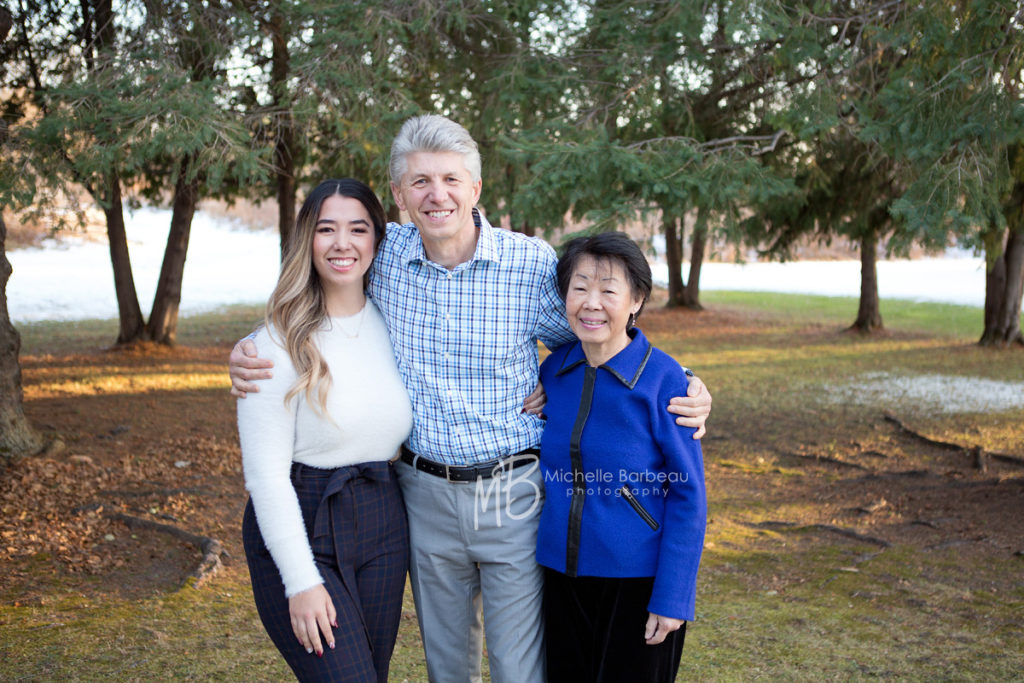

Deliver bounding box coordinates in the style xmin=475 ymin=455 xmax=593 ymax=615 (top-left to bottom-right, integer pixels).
xmin=237 ymin=326 xmax=323 ymax=597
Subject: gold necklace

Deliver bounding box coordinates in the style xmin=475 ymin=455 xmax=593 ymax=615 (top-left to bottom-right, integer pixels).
xmin=334 ymin=304 xmax=367 ymax=338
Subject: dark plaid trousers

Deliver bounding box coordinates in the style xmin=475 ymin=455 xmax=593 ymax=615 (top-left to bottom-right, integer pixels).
xmin=243 ymin=460 xmax=409 ymax=683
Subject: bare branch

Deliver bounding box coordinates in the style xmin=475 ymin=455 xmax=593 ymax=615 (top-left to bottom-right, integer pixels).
xmin=627 ymin=129 xmax=787 ymax=156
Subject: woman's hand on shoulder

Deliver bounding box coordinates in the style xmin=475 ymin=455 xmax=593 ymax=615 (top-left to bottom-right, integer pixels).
xmin=522 ymin=380 xmax=546 ymax=416
xmin=645 ymin=611 xmax=685 ymax=645
xmin=288 ymin=583 xmax=337 ymax=656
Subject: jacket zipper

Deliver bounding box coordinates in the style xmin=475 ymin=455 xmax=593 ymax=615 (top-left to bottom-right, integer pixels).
xmin=619 ymin=486 xmax=660 ymax=531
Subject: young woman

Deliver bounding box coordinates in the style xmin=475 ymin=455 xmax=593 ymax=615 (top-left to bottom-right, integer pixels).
xmin=238 ymin=179 xmax=412 ymax=682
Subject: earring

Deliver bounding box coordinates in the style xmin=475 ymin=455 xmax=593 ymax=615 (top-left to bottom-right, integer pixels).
xmin=627 ymin=312 xmax=636 ymax=329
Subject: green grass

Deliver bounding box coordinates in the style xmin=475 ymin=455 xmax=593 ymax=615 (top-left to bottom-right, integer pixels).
xmin=4 ymin=293 xmax=1023 ymax=681
xmin=688 ymin=542 xmax=1024 ymax=681
xmin=700 ymin=290 xmax=988 ymax=339
xmin=0 ymin=573 xmax=296 ymax=680
xmin=17 ymin=304 xmax=265 ymax=356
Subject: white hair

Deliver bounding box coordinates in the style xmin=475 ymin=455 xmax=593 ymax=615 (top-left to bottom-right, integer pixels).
xmin=389 ymin=115 xmax=482 ymax=184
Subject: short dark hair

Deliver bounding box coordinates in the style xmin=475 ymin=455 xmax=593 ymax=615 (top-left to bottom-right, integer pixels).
xmin=556 ymin=232 xmax=653 ymax=319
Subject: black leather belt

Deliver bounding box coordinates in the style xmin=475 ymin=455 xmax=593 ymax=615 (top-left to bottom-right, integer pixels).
xmin=400 ymin=445 xmax=538 ymax=483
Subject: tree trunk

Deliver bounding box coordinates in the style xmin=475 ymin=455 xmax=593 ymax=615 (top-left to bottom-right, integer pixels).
xmin=146 ymin=157 xmax=199 ymax=345
xmin=269 ymin=10 xmax=296 ymax=256
xmin=663 ymin=211 xmax=685 ymax=307
xmin=0 ymin=6 xmax=11 ymax=44
xmin=91 ymin=0 xmax=145 ymax=345
xmin=980 ymin=178 xmax=1024 ymax=347
xmin=1001 ymin=227 xmax=1024 ymax=345
xmin=0 ymin=212 xmax=44 ymax=463
xmin=104 ymin=173 xmax=145 ymax=344
xmin=980 ymin=226 xmax=1007 ymax=346
xmin=850 ymin=228 xmax=883 ymax=333
xmin=682 ymin=207 xmax=707 ymax=310
xmin=275 ymin=121 xmax=296 ymax=256
xmin=996 ymin=178 xmax=1024 ymax=346
xmin=980 ymin=226 xmax=1024 ymax=347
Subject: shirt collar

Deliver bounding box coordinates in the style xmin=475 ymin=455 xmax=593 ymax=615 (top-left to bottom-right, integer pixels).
xmin=555 ymin=327 xmax=653 ymax=389
xmin=400 ymin=207 xmax=500 ymax=269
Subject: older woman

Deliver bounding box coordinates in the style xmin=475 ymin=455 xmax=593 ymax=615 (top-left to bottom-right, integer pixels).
xmin=238 ymin=179 xmax=412 ymax=682
xmin=536 ymin=232 xmax=707 ymax=683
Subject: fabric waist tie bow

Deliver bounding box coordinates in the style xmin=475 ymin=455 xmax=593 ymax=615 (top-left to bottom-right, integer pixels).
xmin=303 ymin=460 xmax=394 ymax=654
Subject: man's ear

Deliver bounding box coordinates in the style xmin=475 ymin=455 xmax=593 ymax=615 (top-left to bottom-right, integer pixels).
xmin=390 ymin=183 xmax=406 ymax=211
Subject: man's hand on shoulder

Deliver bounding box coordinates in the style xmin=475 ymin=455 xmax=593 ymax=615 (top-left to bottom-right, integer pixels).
xmin=668 ymin=374 xmax=712 ymax=439
xmin=229 ymin=337 xmax=274 ymax=398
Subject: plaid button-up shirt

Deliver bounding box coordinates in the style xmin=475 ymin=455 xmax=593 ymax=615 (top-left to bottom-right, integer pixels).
xmin=368 ymin=211 xmax=574 ymax=465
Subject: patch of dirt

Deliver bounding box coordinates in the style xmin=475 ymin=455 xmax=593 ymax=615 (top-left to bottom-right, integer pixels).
xmin=1 ymin=343 xmax=245 ymax=603
xmin=2 ymin=308 xmax=1022 ymax=608
xmin=705 ymin=398 xmax=1024 ymax=593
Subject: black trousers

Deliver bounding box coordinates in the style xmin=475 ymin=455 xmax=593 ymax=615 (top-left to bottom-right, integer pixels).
xmin=543 ymin=568 xmax=686 ymax=683
xmin=243 ymin=461 xmax=409 ymax=683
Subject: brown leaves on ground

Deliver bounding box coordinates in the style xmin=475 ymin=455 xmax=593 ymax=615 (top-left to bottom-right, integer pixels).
xmin=1 ymin=343 xmax=244 ymax=601
xmin=2 ymin=306 xmax=1022 ymax=607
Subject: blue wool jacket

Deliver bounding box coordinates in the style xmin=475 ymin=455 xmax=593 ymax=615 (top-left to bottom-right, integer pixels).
xmin=536 ymin=328 xmax=707 ymax=620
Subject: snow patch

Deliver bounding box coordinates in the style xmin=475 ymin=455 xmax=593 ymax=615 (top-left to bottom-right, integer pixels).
xmin=6 ymin=207 xmax=987 ymax=323
xmin=7 ymin=207 xmax=280 ymax=322
xmin=825 ymin=372 xmax=1024 ymax=414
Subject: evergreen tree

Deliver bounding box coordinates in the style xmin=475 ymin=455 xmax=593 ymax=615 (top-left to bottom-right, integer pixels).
xmin=867 ymin=0 xmax=1024 ymax=346
xmin=512 ymin=1 xmax=799 ymax=308
xmin=5 ymin=1 xmax=268 ymax=346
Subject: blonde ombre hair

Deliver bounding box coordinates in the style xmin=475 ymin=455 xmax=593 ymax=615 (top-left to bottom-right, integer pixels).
xmin=265 ymin=179 xmax=387 ymax=416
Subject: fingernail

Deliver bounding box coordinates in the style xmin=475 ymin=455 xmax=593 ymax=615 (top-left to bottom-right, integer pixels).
xmin=317 ymin=650 xmax=323 ymax=658
xmin=329 ymin=641 xmax=336 ymax=650
xmin=331 ymin=619 xmax=338 ymax=628
xmin=305 ymin=647 xmax=313 ymax=654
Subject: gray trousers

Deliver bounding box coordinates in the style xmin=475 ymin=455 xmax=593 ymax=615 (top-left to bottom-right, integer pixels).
xmin=395 ymin=459 xmax=546 ymax=683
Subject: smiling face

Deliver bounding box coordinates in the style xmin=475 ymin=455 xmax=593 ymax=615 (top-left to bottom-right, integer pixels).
xmin=311 ymin=194 xmax=376 ymax=315
xmin=565 ymin=254 xmax=643 ymax=366
xmin=390 ymin=150 xmax=482 ymax=267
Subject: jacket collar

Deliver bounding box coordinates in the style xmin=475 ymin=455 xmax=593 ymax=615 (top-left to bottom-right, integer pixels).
xmin=555 ymin=327 xmax=653 ymax=389
xmin=400 ymin=207 xmax=500 ymax=270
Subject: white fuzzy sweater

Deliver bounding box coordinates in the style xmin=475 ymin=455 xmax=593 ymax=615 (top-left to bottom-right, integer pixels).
xmin=237 ymin=301 xmax=412 ymax=596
